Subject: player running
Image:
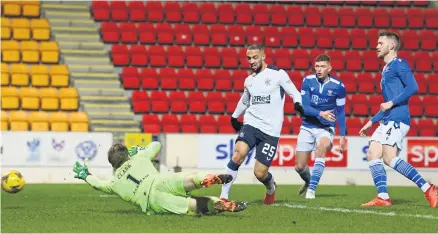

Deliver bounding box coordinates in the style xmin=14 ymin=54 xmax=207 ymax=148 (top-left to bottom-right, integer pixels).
xmin=220 ymin=44 xmax=304 ymax=205
xmin=295 ymin=54 xmax=346 ymax=199
xmin=359 ymin=30 xmax=437 ymax=208
xmin=72 ymin=141 xmax=248 ymax=215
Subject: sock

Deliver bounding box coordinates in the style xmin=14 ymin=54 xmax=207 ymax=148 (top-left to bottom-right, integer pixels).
xmin=207 ymin=197 xmax=221 ymax=214
xmin=193 ymin=172 xmax=208 ymax=185
xmin=368 ymin=159 xmax=389 ymax=200
xmin=308 ymin=158 xmax=326 ymax=191
xmin=258 ymin=172 xmax=275 ymax=195
xmin=220 ymin=160 xmax=240 ymax=199
xmin=296 ymin=166 xmax=311 ymax=184
xmin=390 ymin=157 xmax=431 ymax=192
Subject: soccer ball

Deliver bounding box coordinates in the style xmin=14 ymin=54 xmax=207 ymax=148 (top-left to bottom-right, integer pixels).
xmin=1 ymin=170 xmax=25 ymax=194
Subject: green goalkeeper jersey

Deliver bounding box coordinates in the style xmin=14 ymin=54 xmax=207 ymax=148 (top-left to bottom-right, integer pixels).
xmin=85 ymin=142 xmax=161 ymax=213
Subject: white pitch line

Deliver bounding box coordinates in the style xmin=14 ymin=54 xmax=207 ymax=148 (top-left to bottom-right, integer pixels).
xmin=275 ymin=203 xmax=438 ymax=220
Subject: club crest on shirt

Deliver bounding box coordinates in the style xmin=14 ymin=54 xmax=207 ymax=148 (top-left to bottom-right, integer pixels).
xmin=327 ymin=90 xmax=333 ymax=96
xmin=265 ymin=78 xmax=271 ymax=86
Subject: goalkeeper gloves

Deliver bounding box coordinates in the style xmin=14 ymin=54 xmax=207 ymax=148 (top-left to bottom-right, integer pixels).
xmin=230 ymin=117 xmax=243 ymax=132
xmin=73 ymin=160 xmax=91 ymax=181
xmin=294 ymin=102 xmax=305 ymax=116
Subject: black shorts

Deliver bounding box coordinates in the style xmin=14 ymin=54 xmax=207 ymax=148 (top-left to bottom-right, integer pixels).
xmin=235 ymin=124 xmax=280 ymax=167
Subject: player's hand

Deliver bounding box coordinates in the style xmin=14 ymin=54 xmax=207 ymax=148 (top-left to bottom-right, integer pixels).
xmin=319 ymin=110 xmax=335 ymax=122
xmin=73 ymin=160 xmax=91 ymax=181
xmin=128 ymin=146 xmax=138 ymax=157
xmin=339 ymin=136 xmax=346 ymax=153
xmin=230 ymin=117 xmax=243 ymax=132
xmin=380 ymin=101 xmax=393 ymax=112
xmin=294 ymin=102 xmax=304 ymax=116
xmin=359 ymin=120 xmax=373 ymax=137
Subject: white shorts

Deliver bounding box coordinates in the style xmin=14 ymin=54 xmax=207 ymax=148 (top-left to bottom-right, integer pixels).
xmin=296 ymin=126 xmax=335 ymax=152
xmin=369 ymin=121 xmax=410 ymax=151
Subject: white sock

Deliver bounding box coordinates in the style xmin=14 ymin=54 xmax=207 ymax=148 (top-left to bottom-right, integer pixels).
xmin=266 ymin=178 xmax=276 ymax=195
xmin=378 ymin=193 xmax=390 ymax=200
xmin=220 ymin=166 xmax=238 ymax=200
xmin=421 ymin=183 xmax=431 ymax=193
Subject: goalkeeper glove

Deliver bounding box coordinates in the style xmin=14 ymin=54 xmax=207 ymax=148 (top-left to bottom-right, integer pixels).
xmin=230 ymin=117 xmax=243 ymax=132
xmin=294 ymin=102 xmax=305 ymax=116
xmin=73 ymin=160 xmax=91 ymax=181
xmin=128 ymin=146 xmax=146 ymax=158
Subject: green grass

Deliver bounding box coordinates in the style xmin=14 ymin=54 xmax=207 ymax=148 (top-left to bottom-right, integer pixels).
xmin=2 ymin=184 xmax=437 ymax=233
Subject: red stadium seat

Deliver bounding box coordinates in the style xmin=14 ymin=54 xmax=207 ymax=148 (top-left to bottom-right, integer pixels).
xmin=180 ymin=114 xmax=197 ymax=125
xmin=200 ymin=125 xmax=218 ymax=133
xmin=199 ymin=3 xmax=217 ymax=24
xmin=181 ymin=125 xmax=199 ymax=133
xmin=143 ymin=124 xmax=161 ymax=134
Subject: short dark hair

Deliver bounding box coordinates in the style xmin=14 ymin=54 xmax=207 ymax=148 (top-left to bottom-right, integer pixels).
xmin=315 ymin=54 xmax=331 ymax=63
xmin=247 ymin=43 xmax=264 ymax=51
xmin=378 ymin=30 xmax=400 ymax=51
xmin=108 ymin=144 xmax=129 ymax=169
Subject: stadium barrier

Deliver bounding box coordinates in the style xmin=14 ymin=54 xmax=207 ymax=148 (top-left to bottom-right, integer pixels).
xmin=1 ymin=132 xmax=114 ymax=183
xmin=162 ymin=134 xmax=438 ymax=186
xmin=2 ymin=132 xmax=437 ymax=185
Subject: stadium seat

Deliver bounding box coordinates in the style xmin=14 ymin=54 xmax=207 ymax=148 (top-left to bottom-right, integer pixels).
xmin=9 ymin=110 xmax=29 ymax=131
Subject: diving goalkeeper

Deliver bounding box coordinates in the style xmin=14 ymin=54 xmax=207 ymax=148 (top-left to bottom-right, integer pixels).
xmin=72 ymin=141 xmax=247 ymax=215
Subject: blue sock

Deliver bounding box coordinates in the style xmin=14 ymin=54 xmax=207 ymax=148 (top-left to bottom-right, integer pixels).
xmin=390 ymin=157 xmax=431 ymax=192
xmin=309 ymin=158 xmax=325 ymax=191
xmin=368 ymin=159 xmax=389 ymax=199
xmin=227 ymin=160 xmax=240 ymax=171
xmin=259 ymin=172 xmax=273 ymax=186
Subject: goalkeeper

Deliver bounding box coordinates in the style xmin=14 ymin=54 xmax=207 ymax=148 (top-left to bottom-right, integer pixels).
xmin=73 ymin=141 xmax=247 ymax=215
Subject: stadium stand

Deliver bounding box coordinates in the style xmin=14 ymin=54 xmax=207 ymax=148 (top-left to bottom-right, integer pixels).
xmin=1 ymin=0 xmax=87 ymax=132
xmin=88 ymin=0 xmax=437 ymax=136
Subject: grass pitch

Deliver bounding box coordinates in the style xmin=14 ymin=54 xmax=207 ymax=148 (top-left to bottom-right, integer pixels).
xmin=2 ymin=184 xmax=437 ymax=233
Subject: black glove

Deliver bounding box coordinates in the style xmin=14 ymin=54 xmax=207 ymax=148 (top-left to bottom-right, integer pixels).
xmin=230 ymin=117 xmax=243 ymax=132
xmin=294 ymin=102 xmax=305 ymax=116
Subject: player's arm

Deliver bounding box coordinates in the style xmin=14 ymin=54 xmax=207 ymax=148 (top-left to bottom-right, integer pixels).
xmin=370 ymin=110 xmax=384 ymax=124
xmin=391 ymin=60 xmax=419 ymax=105
xmin=232 ymin=82 xmax=250 ymax=119
xmin=86 ymin=176 xmax=114 ymax=194
xmin=336 ymin=83 xmax=347 ymax=136
xmin=278 ymin=70 xmax=304 ymax=115
xmin=72 ymin=161 xmax=113 ymax=194
xmin=300 ymin=78 xmax=321 ymax=116
xmin=129 ymin=142 xmax=162 ymax=161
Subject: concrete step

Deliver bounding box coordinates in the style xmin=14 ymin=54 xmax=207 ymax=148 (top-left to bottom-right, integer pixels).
xmin=87 ymin=111 xmax=135 ymax=120
xmin=58 ymin=41 xmax=105 ymax=50
xmin=44 ymin=10 xmax=90 ymax=19
xmin=48 ymin=19 xmax=98 ymax=28
xmin=81 ymin=96 xmax=129 ymax=103
xmin=71 ymin=72 xmax=119 ymax=80
xmin=68 ymin=64 xmax=114 ymax=73
xmin=73 ymin=79 xmax=120 ymax=88
xmin=78 ymin=87 xmax=124 ymax=96
xmin=52 ymin=26 xmax=99 ymax=34
xmin=92 ymin=127 xmax=142 ymax=133
xmin=54 ymin=33 xmax=100 ymax=42
xmin=42 ymin=3 xmax=89 ymax=11
xmin=63 ymin=56 xmax=111 ymax=65
xmin=61 ymin=49 xmax=107 ymax=57
xmin=84 ymin=103 xmax=131 ymax=111
xmin=90 ymin=119 xmax=139 ymax=125
xmin=42 ymin=1 xmax=90 ymax=5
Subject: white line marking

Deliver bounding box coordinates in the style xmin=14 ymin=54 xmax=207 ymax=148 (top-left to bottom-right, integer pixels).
xmin=275 ymin=203 xmax=438 ymax=220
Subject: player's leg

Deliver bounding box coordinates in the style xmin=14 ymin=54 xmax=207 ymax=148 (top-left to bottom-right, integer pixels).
xmin=295 ymin=151 xmax=311 ymax=196
xmin=253 ymin=132 xmax=280 ymax=205
xmin=220 ymin=125 xmax=257 ymax=200
xmin=182 ymin=172 xmax=233 ymax=191
xmin=295 ymin=127 xmax=315 ymax=196
xmin=188 ymin=196 xmax=248 ymax=215
xmin=305 ymin=136 xmax=331 ymax=199
xmin=381 ymin=122 xmax=437 ymax=208
xmin=361 ymin=123 xmax=391 ymax=207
